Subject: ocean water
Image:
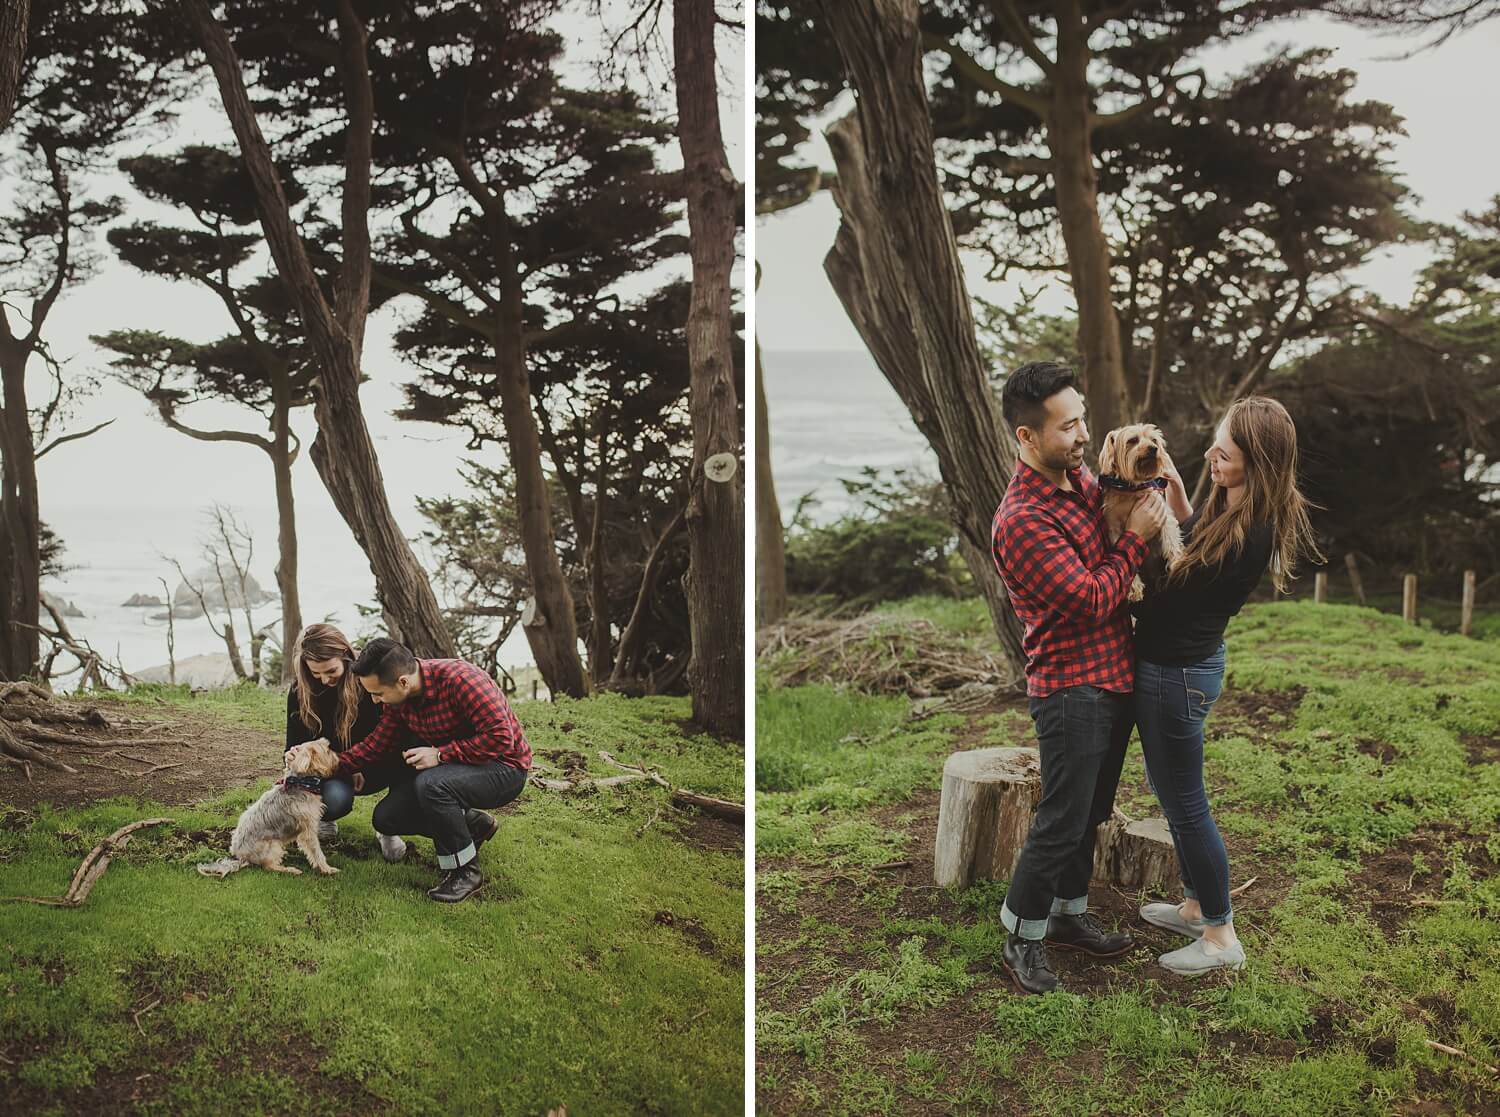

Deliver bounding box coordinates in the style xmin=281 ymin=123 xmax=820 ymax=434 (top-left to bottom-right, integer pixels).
xmin=761 ymin=349 xmax=937 ymax=524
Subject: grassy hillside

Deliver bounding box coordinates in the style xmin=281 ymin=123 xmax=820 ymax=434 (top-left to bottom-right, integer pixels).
xmin=2 ymin=688 xmax=745 ymax=1116
xmin=757 ymin=599 xmax=1500 ymax=1116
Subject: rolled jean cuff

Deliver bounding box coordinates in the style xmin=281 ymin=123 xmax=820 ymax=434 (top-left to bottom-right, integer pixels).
xmin=436 ymin=842 xmax=477 ymax=870
xmin=1183 ymin=884 xmax=1198 ymax=900
xmin=1200 ymin=906 xmax=1233 ymax=927
xmin=1000 ymin=901 xmax=1049 ymax=941
xmin=1050 ymin=895 xmax=1089 ymax=916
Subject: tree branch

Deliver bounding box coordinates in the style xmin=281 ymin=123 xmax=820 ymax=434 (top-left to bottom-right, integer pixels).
xmin=921 ymin=32 xmax=1049 ymax=118
xmin=34 ymin=419 xmax=116 ymax=460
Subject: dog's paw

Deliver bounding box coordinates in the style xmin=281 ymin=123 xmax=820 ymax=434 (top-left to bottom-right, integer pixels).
xmin=317 ymin=865 xmax=340 ymax=876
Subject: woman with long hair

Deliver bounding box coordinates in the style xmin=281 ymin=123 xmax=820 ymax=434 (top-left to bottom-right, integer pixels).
xmin=1132 ymin=397 xmax=1323 ymax=974
xmin=287 ymin=623 xmax=407 ymax=862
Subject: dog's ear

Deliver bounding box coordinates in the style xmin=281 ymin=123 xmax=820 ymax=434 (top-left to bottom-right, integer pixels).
xmin=1099 ymin=430 xmax=1117 ymax=471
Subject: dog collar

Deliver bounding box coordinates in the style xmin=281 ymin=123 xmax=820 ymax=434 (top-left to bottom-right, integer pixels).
xmin=278 ymin=774 xmax=325 ymax=795
xmin=1098 ymin=474 xmax=1169 ymax=493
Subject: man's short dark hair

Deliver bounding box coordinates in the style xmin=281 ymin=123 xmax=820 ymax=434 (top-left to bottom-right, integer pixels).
xmin=1001 ymin=361 xmax=1080 ymax=432
xmin=351 ymin=637 xmax=418 ymax=685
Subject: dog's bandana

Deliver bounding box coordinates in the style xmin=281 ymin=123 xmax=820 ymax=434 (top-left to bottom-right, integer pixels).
xmin=278 ymin=774 xmax=325 ymax=795
xmin=1098 ymin=474 xmax=1170 ymax=493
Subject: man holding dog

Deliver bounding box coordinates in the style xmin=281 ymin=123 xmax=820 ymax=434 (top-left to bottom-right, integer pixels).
xmin=333 ymin=638 xmax=532 ymax=903
xmin=990 ymin=361 xmax=1169 ymax=994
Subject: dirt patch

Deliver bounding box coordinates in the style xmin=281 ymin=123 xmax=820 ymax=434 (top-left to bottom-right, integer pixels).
xmin=654 ymin=909 xmax=743 ymax=971
xmin=669 ymin=807 xmax=744 ymax=856
xmin=1356 ymin=738 xmax=1399 ymax=765
xmin=0 ymin=694 xmax=281 ymax=812
xmin=1462 ymin=734 xmax=1500 ymax=765
xmin=1344 ymin=822 xmax=1498 ymax=939
xmin=1209 ymin=686 xmax=1308 ymax=740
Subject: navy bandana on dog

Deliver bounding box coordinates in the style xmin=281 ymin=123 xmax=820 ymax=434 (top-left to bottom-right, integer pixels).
xmin=1098 ymin=474 xmax=1170 ymax=494
xmin=278 ymin=774 xmax=325 ymax=795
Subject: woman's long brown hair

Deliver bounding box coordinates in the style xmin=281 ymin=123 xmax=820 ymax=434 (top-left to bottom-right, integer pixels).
xmin=292 ymin=624 xmax=360 ymax=746
xmin=1169 ymin=396 xmax=1324 ymax=593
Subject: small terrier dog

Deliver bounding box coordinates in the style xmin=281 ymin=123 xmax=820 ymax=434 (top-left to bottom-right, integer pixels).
xmin=198 ymin=738 xmax=341 ymax=878
xmin=1098 ymin=423 xmax=1184 ymax=600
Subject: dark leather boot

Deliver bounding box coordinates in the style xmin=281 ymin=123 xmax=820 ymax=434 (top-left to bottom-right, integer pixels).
xmin=467 ymin=810 xmax=499 ymax=854
xmin=427 ymin=863 xmax=484 ymax=903
xmin=1045 ymin=911 xmax=1134 ymax=957
xmin=1003 ymin=933 xmax=1061 ymax=995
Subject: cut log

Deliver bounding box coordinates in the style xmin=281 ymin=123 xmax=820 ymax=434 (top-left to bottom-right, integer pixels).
xmin=1092 ymin=816 xmax=1178 ymax=892
xmin=934 ymin=748 xmax=1042 ymax=888
xmin=934 ymin=747 xmax=1178 ymax=892
xmin=670 ymin=790 xmax=743 ymax=825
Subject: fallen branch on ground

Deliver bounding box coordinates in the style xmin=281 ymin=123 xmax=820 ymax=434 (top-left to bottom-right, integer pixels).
xmin=4 ymin=818 xmax=174 ymax=906
xmin=526 ymin=750 xmax=744 ymax=826
xmin=1424 ymin=1039 xmax=1499 ymax=1077
xmin=1229 ymin=876 xmax=1258 ymax=898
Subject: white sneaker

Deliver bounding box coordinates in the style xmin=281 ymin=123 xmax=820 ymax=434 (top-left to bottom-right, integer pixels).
xmin=1140 ymin=902 xmax=1206 ymax=940
xmin=1159 ymin=938 xmax=1245 ymax=975
xmin=378 ymin=833 xmax=408 ymax=863
xmin=317 ymin=821 xmax=338 ymax=842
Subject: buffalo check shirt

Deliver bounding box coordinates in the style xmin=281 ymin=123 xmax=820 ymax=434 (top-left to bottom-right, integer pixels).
xmin=992 ymin=459 xmax=1149 ymax=698
xmin=334 ymin=659 xmax=532 ymax=775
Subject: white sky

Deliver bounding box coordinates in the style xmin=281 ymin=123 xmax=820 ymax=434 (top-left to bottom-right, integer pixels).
xmin=756 ymin=13 xmax=1500 ymax=352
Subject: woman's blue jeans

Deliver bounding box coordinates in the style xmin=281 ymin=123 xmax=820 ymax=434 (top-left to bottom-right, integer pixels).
xmin=1133 ymin=644 xmax=1234 ymax=925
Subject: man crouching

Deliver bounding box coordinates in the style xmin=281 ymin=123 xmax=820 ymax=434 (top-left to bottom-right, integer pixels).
xmin=334 ymin=638 xmax=532 ymax=903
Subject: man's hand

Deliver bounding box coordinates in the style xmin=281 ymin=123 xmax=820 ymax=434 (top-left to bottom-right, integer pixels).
xmin=352 ymin=772 xmax=365 ymax=792
xmin=403 ymin=746 xmax=442 ymax=770
xmin=1125 ymin=492 xmax=1168 ymax=541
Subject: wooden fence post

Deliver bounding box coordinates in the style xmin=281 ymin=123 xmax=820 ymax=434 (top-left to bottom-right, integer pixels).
xmin=1461 ymin=570 xmax=1476 ymax=637
xmin=1345 ymin=553 xmax=1367 ymax=606
xmin=1403 ymin=574 xmax=1417 ymax=625
xmin=1314 ymin=572 xmax=1328 ymax=604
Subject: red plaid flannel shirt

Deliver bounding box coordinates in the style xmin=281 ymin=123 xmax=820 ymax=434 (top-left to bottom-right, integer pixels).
xmin=335 ymin=659 xmax=532 ymax=774
xmin=992 ymin=460 xmax=1148 ymax=698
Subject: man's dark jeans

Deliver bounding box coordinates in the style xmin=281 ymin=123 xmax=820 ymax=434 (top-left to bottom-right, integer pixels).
xmin=1001 ymin=685 xmax=1134 ymax=940
xmin=372 ymin=761 xmax=528 ymax=869
xmin=319 ymin=755 xmax=410 ymax=823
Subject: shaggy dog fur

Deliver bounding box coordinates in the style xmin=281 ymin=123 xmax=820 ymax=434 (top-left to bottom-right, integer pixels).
xmin=224 ymin=738 xmax=342 ymax=876
xmin=1098 ymin=423 xmax=1184 ymax=600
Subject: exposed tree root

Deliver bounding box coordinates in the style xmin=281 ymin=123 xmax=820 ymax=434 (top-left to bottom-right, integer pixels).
xmin=5 ymin=818 xmax=174 ymax=907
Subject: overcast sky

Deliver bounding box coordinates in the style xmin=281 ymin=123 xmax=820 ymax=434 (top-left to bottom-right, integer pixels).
xmin=757 ymin=13 xmax=1500 ymax=352
xmin=14 ymin=2 xmax=744 ymax=600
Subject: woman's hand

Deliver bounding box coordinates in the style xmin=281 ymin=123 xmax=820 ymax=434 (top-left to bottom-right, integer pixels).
xmin=1159 ymin=449 xmax=1193 ymax=522
xmin=352 ymin=772 xmax=365 ymax=792
xmin=403 ymin=746 xmax=442 ymax=770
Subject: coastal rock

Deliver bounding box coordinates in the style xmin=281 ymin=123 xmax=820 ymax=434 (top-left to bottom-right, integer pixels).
xmin=122 ymin=593 xmax=166 ymax=607
xmin=173 ymin=568 xmax=276 ymax=613
xmin=135 ymin=653 xmax=243 ymax=690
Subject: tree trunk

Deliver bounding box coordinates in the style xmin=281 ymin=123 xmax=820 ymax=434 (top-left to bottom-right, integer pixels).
xmin=674 ymin=0 xmax=744 ymax=739
xmin=270 ymin=393 xmax=301 ymax=683
xmin=493 ymin=295 xmax=590 ymax=699
xmin=1049 ymin=6 xmax=1132 ymax=441
xmin=755 ymin=337 xmax=788 ymax=626
xmin=0 ymin=341 xmax=41 ymax=681
xmin=182 ymin=0 xmax=456 ymax=659
xmin=813 ymin=1 xmax=1024 ymax=678
xmin=586 ymin=420 xmax=613 ymax=681
xmin=0 ymin=0 xmax=29 ymax=131
xmin=610 ymin=500 xmax=688 ymax=686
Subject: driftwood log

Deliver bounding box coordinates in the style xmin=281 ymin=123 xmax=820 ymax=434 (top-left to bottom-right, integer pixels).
xmin=529 ymin=750 xmax=745 ymax=827
xmin=934 ymin=747 xmax=1178 ymax=893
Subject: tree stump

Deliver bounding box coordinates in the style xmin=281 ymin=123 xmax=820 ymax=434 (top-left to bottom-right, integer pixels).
xmin=1092 ymin=816 xmax=1179 ymax=891
xmin=934 ymin=747 xmax=1179 ymax=893
xmin=934 ymin=748 xmax=1041 ymax=888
